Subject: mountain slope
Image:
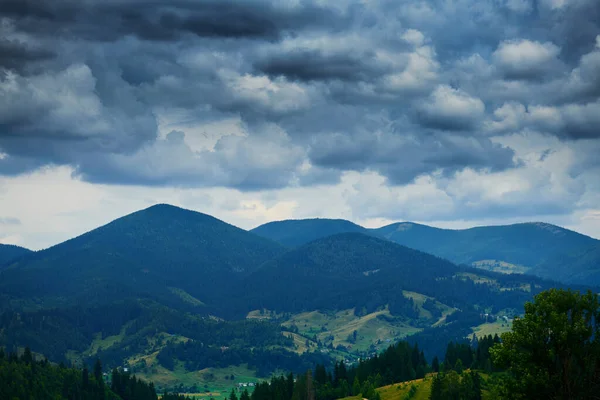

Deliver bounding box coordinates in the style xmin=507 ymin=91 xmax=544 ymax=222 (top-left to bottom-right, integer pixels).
xmin=0 ymin=243 xmax=31 ymax=266
xmin=238 ymin=233 xmax=538 ymax=316
xmin=532 ymin=242 xmax=600 ymax=283
xmin=251 ymin=218 xmax=370 ymax=247
xmin=0 ymin=204 xmax=285 ymax=309
xmin=371 ymin=222 xmax=600 ymax=283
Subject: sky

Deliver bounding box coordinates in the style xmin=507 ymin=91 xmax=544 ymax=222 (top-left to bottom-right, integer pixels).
xmin=1 ymin=0 xmax=599 ymax=250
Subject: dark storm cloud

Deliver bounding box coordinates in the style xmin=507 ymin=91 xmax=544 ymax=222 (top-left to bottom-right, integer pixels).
xmin=0 ymin=0 xmax=599 ymax=193
xmin=0 ymin=39 xmax=54 ymax=73
xmin=254 ymin=48 xmax=389 ymax=82
xmin=1 ymin=0 xmax=345 ymax=42
xmin=307 ymin=130 xmax=517 ymax=184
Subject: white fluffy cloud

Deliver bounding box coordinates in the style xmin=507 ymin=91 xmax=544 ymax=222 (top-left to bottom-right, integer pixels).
xmin=493 ymin=39 xmax=561 ymax=80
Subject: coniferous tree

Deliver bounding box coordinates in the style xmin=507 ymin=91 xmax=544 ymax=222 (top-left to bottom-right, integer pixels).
xmin=432 ymin=356 xmax=440 ymax=373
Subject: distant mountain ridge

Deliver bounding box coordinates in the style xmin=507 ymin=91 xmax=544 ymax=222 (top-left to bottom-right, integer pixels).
xmin=252 ymin=219 xmax=600 ymax=285
xmin=251 ymin=218 xmax=370 ymax=247
xmin=0 ymin=244 xmax=31 ymax=266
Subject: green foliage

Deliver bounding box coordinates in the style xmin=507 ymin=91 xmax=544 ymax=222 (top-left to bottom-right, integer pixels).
xmin=491 ymin=288 xmax=600 ymax=399
xmin=0 ymin=349 xmax=113 ymax=399
xmin=428 ymin=371 xmax=481 ymax=400
xmin=250 ymin=341 xmax=427 ymax=400
xmin=404 ymin=384 xmax=417 ymax=400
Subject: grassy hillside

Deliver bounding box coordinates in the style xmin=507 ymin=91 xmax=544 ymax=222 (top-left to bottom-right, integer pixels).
xmin=281 ymin=308 xmax=422 ymax=354
xmin=338 ymin=372 xmax=498 ymax=400
xmin=251 ymin=218 xmax=370 ymax=247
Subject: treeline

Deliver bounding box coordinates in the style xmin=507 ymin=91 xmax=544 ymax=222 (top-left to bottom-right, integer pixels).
xmin=0 ymin=298 xmax=294 ymax=370
xmin=231 ymin=341 xmax=429 ymax=400
xmin=407 ymin=311 xmax=504 ymax=359
xmin=157 ymin=344 xmax=331 ymax=377
xmin=434 ymin=334 xmax=501 ymax=373
xmin=0 ymin=300 xmax=144 ymax=362
xmin=0 ymin=347 xmax=188 ymax=400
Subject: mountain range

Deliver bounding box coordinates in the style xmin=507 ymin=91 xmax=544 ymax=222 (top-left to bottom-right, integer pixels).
xmin=0 ymin=204 xmax=597 ymax=387
xmin=252 ymin=219 xmax=600 ymax=285
xmin=0 ymin=204 xmax=284 ymax=310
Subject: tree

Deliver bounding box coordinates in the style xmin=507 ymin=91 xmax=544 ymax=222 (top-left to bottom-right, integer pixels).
xmin=230 ymin=389 xmax=239 ymax=400
xmin=491 ymin=289 xmax=600 ymax=399
xmin=429 ymin=373 xmax=442 ymax=400
xmin=22 ymin=347 xmax=33 ymax=364
xmin=352 ymin=377 xmax=361 ymax=396
xmin=94 ymin=359 xmax=103 ymax=384
xmin=432 ymin=356 xmax=440 ymax=373
xmin=454 ymin=359 xmax=463 ymax=374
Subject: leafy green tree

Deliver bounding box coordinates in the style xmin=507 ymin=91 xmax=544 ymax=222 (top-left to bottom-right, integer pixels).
xmin=491 ymin=289 xmax=600 ymax=399
xmin=230 ymin=389 xmax=239 ymax=400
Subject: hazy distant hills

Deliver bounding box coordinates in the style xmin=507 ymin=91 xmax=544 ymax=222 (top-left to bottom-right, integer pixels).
xmin=253 ymin=219 xmax=600 ymax=285
xmin=251 ymin=218 xmax=370 ymax=247
xmin=374 ymin=221 xmax=596 ymax=265
xmin=0 ymin=244 xmax=31 ymax=266
xmin=0 ymin=204 xmax=285 ymax=308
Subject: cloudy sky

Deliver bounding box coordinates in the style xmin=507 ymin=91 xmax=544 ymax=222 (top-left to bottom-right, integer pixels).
xmin=1 ymin=0 xmax=599 ymax=250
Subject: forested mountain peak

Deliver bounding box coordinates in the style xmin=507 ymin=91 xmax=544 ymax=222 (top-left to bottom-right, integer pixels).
xmin=275 ymin=231 xmax=451 ymax=275
xmin=251 ymin=218 xmax=369 ymax=247
xmin=0 ymin=243 xmax=32 ymax=266
xmin=0 ymin=203 xmax=285 ymax=307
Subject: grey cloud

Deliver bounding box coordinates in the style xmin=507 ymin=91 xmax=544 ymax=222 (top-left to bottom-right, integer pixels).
xmin=254 ymin=47 xmax=391 ymax=82
xmin=413 ymin=85 xmax=485 ymax=131
xmin=0 ymin=63 xmax=157 ymax=175
xmin=0 ymin=0 xmax=598 ymax=199
xmin=492 ymin=39 xmax=562 ymax=81
xmin=308 ymin=130 xmax=517 ymax=185
xmin=2 ymin=0 xmax=346 ymax=42
xmin=0 ymin=217 xmax=21 ymax=225
xmin=73 ymin=129 xmax=309 ymax=191
xmin=0 ymin=39 xmax=54 ymax=73
xmin=561 ymin=102 xmax=600 ymax=139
